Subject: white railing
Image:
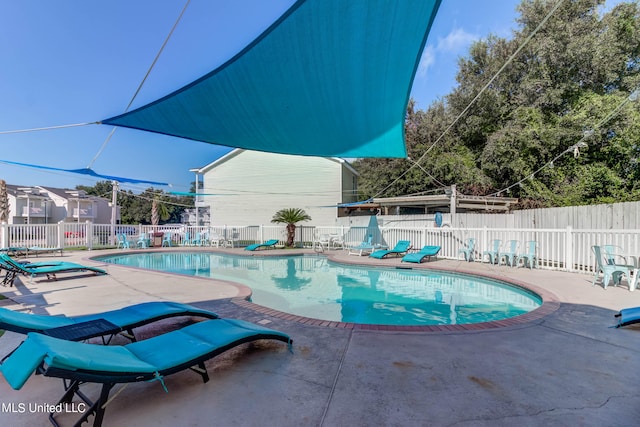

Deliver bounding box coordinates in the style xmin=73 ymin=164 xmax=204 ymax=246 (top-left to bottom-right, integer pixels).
xmin=1 ymin=222 xmax=638 ymax=276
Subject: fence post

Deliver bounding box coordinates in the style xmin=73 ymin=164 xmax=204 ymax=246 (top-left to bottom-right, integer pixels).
xmin=57 ymin=221 xmax=65 ymax=250
xmin=565 ymin=226 xmax=573 ymax=272
xmin=422 ymin=226 xmax=427 ymax=247
xmin=86 ymin=220 xmax=93 ymax=250
xmin=0 ymin=222 xmax=7 ymax=249
xmin=483 ymin=226 xmax=488 ymax=256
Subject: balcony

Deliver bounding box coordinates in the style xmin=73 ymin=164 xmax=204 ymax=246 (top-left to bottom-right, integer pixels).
xmin=72 ymin=207 xmax=94 ymax=219
xmin=20 ymin=206 xmax=48 ymax=218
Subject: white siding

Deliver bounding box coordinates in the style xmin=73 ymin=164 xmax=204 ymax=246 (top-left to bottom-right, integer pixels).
xmin=202 ymin=151 xmax=346 ymax=225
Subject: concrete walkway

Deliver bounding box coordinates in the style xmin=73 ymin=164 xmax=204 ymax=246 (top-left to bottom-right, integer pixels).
xmin=1 ymin=248 xmax=639 ymax=426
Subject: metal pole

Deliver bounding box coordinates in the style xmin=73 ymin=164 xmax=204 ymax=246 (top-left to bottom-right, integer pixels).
xmin=110 ymin=181 xmax=118 ymax=245
xmin=195 ymin=172 xmax=199 ymax=228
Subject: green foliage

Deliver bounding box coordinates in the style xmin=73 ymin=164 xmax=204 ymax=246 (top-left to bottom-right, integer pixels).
xmin=271 ymin=208 xmax=311 ymax=247
xmin=76 ymin=181 xmax=192 ymax=224
xmin=354 ymin=0 xmax=640 ymax=208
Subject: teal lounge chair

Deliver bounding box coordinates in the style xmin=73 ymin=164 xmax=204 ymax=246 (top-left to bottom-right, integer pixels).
xmin=498 ymin=240 xmax=520 ymax=267
xmin=516 ymin=240 xmax=538 ymax=269
xmin=0 ymin=301 xmax=219 ymax=342
xmin=245 ymin=239 xmax=279 ymax=251
xmin=482 ymin=239 xmax=501 ymax=264
xmin=348 ymin=235 xmax=376 ymax=256
xmin=0 ymin=253 xmax=106 ymax=285
xmin=592 ymin=245 xmax=632 ymax=290
xmin=615 ymin=306 xmax=640 ymax=327
xmin=369 ymin=240 xmax=411 ymax=259
xmin=0 ymin=318 xmax=292 ymax=427
xmin=26 ymin=246 xmax=63 ymax=257
xmin=0 ymin=258 xmax=72 ymax=286
xmin=457 ymin=238 xmax=475 ymax=262
xmin=401 ymin=245 xmax=441 ymax=263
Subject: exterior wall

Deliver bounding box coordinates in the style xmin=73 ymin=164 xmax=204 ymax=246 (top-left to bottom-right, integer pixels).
xmin=8 ymin=195 xmax=17 ymax=224
xmin=341 ymin=166 xmax=358 ymax=204
xmin=202 ymin=151 xmax=350 ymax=225
xmin=92 ymin=198 xmax=113 ymax=224
xmin=44 ymin=191 xmax=70 ymax=222
xmin=7 ymin=194 xmax=51 ymax=224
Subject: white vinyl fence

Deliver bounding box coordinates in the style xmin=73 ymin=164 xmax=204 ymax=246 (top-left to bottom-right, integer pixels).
xmin=1 ymin=221 xmax=638 ymax=276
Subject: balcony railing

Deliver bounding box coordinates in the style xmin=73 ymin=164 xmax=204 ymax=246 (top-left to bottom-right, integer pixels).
xmin=72 ymin=208 xmax=94 ymax=218
xmin=20 ymin=206 xmax=48 ymax=217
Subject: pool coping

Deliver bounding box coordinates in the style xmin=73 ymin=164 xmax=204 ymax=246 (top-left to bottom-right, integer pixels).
xmin=93 ymin=248 xmax=561 ymax=333
xmin=233 ymin=252 xmax=560 ymax=332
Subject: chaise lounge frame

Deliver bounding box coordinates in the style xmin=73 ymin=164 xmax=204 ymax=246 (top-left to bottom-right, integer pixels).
xmin=1 ymin=319 xmax=293 ymax=427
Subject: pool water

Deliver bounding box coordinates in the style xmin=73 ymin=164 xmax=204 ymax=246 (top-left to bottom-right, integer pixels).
xmin=97 ymin=252 xmax=542 ymax=326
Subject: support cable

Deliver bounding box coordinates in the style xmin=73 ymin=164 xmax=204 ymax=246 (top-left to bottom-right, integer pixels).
xmin=372 ymin=0 xmax=565 ymax=199
xmin=87 ymin=0 xmax=192 ymax=168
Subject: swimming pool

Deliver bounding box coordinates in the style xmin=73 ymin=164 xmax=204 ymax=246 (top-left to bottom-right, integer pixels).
xmin=97 ymin=252 xmax=542 ymax=326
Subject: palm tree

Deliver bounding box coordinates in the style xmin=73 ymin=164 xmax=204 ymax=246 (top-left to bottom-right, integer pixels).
xmin=0 ymin=180 xmax=9 ymax=223
xmin=151 ymin=198 xmax=170 ymax=227
xmin=271 ymin=208 xmax=311 ymax=247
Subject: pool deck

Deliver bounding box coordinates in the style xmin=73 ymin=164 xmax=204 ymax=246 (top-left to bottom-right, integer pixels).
xmin=1 ymin=247 xmax=639 ymax=426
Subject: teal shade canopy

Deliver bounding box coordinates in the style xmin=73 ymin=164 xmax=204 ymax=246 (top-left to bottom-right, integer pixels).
xmin=103 ymin=0 xmax=441 ymax=158
xmin=0 ymin=159 xmax=168 ymax=186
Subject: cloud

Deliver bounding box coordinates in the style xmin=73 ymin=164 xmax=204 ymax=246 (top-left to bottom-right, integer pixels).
xmin=418 ymin=27 xmax=478 ymax=78
xmin=437 ymin=27 xmax=479 ymax=53
xmin=418 ymin=45 xmax=436 ymax=77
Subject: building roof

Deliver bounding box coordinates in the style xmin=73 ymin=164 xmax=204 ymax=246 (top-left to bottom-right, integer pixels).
xmin=344 ymin=187 xmax=518 ymax=214
xmin=192 ymin=148 xmax=359 ymax=176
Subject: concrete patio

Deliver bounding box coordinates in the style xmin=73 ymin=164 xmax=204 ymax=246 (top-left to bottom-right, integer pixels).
xmin=1 ymin=247 xmax=639 ymax=426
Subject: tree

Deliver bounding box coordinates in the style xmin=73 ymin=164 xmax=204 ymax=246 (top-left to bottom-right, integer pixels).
xmin=354 ymin=0 xmax=640 ymax=207
xmin=271 ymin=208 xmax=311 ymax=247
xmin=75 ymin=181 xmax=191 ymax=224
xmin=0 ymin=180 xmax=9 ymax=223
xmin=151 ymin=198 xmax=170 ymax=226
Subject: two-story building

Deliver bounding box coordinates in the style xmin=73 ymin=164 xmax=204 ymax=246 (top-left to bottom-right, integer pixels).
xmin=6 ymin=185 xmax=51 ymax=224
xmin=190 ymin=149 xmax=359 ymax=226
xmin=6 ymin=185 xmax=116 ymax=224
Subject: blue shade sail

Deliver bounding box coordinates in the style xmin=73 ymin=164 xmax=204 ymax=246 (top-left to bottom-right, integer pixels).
xmin=103 ymin=0 xmax=441 ymax=158
xmin=0 ymin=160 xmax=168 ymax=186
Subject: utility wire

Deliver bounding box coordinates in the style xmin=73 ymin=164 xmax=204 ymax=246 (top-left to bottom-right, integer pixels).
xmin=489 ymin=86 xmax=640 ymax=197
xmin=87 ymin=0 xmax=191 ymax=168
xmin=373 ymin=0 xmax=565 ymax=199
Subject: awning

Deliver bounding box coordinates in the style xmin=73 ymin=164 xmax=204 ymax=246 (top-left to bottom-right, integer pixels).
xmin=102 ymin=0 xmax=441 ymax=158
xmin=0 ymin=160 xmax=168 ymax=186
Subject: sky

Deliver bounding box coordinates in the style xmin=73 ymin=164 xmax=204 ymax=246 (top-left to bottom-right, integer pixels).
xmin=0 ymin=0 xmax=526 ymax=194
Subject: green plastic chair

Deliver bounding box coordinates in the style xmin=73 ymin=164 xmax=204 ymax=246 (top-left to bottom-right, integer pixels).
xmin=482 ymin=239 xmax=501 ymax=264
xmin=498 ymin=240 xmax=520 ymax=267
xmin=457 ymin=238 xmax=475 ymax=262
xmin=592 ymin=245 xmax=632 ymax=289
xmin=116 ymin=234 xmax=130 ymax=249
xmin=191 ymin=232 xmax=203 ymax=247
xmin=516 ymin=241 xmax=538 ymax=269
xmin=136 ymin=233 xmax=149 ymax=249
xmin=602 ymin=245 xmax=628 ymax=266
